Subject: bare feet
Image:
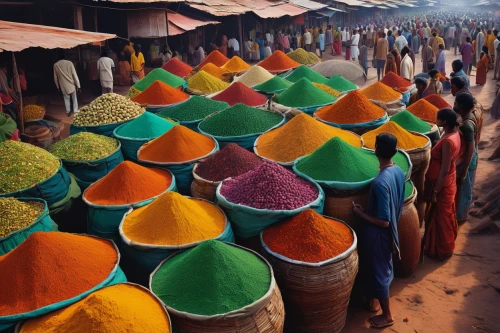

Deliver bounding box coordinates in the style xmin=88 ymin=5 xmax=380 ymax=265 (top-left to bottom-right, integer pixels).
xmin=369 ymin=314 xmax=394 ymax=328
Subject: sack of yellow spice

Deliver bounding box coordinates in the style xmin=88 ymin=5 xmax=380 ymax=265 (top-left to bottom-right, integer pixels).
xmin=361 ymin=121 xmax=429 ymax=151
xmin=23 ymin=105 xmax=45 ymax=121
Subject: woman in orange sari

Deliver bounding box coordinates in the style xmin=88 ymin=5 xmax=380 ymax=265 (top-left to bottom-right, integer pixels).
xmin=476 ymin=46 xmax=490 ymax=85
xmin=424 ymin=108 xmax=461 ymax=259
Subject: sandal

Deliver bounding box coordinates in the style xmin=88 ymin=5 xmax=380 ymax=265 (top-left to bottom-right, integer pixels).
xmin=369 ymin=315 xmax=394 ymax=329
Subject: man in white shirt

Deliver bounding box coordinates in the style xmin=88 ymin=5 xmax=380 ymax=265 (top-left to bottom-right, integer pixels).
xmin=303 ymin=29 xmax=312 ymax=51
xmin=97 ymin=50 xmax=115 ymax=94
xmin=351 ymin=29 xmax=360 ymax=61
xmin=53 ymin=52 xmax=80 ymax=115
xmin=228 ymin=36 xmax=240 ymax=57
xmin=395 ymin=30 xmax=408 ymax=54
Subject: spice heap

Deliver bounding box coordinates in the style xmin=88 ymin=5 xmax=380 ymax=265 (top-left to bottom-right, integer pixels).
xmin=315 ymin=90 xmax=386 ymax=124
xmin=257 ymin=113 xmax=362 ymax=163
xmin=406 ymin=99 xmax=439 ymax=122
xmin=132 ymin=68 xmax=185 ymax=92
xmin=0 ymin=141 xmax=60 ymax=194
xmin=276 ymin=78 xmax=336 ymax=108
xmin=131 ymin=81 xmax=189 ymax=106
xmin=122 ymin=192 xmax=225 ymax=245
xmin=259 ymin=50 xmax=300 ymax=72
xmin=312 ymin=83 xmax=342 ymax=97
xmin=233 ymin=66 xmax=274 ymax=87
xmin=405 ymin=180 xmax=413 ymax=200
xmin=390 ymin=110 xmax=432 ymax=133
xmin=312 ymin=60 xmax=365 ymax=81
xmin=50 ymin=132 xmax=118 ymax=161
xmin=151 ymin=240 xmax=270 ymax=315
xmin=73 ymin=93 xmax=144 ymax=126
xmin=84 ymin=161 xmax=173 ymax=205
xmin=0 ymin=198 xmax=44 ymax=238
xmin=157 ymin=96 xmax=228 ymax=122
xmin=138 ymin=125 xmax=215 ymax=163
xmin=263 ymin=209 xmax=353 ymax=262
xmin=324 ymin=75 xmax=357 ymax=92
xmin=422 ymin=94 xmax=452 ymax=109
xmin=162 ymin=57 xmax=193 ymax=78
xmin=284 ymin=65 xmax=328 ymax=84
xmin=211 ymin=82 xmax=267 ymax=106
xmin=20 ymin=284 xmax=171 ymax=333
xmin=0 ymin=232 xmax=117 ymax=316
xmin=199 ymin=104 xmax=283 ymax=137
xmin=380 ymin=72 xmax=412 ymax=89
xmin=360 ymin=82 xmax=402 ymax=103
xmin=127 ymin=86 xmax=141 ymax=99
xmin=296 ymin=137 xmax=409 ymax=182
xmin=361 ymin=122 xmax=428 ymax=150
xmin=286 ymin=48 xmax=321 ymax=65
xmin=198 ymin=50 xmax=230 ymax=68
xmin=220 ymin=161 xmax=318 ymax=210
xmin=199 ymin=63 xmax=231 ymax=81
xmin=253 ymin=76 xmax=293 ymax=93
xmin=23 ymin=105 xmax=44 ymax=121
xmin=114 ymin=112 xmax=176 ymax=138
xmin=187 ymin=70 xmax=229 ymax=94
xmin=195 ymin=143 xmax=263 ymax=182
xmin=221 ymin=56 xmax=251 ymax=72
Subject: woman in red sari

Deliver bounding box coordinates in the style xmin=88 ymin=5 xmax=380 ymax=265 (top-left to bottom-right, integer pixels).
xmin=424 ymin=108 xmax=462 ymax=259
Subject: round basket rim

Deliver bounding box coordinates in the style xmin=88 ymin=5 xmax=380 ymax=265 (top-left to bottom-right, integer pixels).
xmin=191 ymin=163 xmax=224 ymax=185
xmin=54 ymin=140 xmax=122 ymax=165
xmin=404 ymin=180 xmax=417 ymax=205
xmin=71 ymin=110 xmax=144 ymax=129
xmin=0 ymin=198 xmax=49 ymax=242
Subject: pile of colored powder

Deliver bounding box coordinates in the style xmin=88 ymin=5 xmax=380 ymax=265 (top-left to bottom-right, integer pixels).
xmin=312 ymin=83 xmax=342 ymax=97
xmin=84 ymin=161 xmax=173 ymax=205
xmin=195 ymin=143 xmax=263 ymax=182
xmin=50 ymin=132 xmax=118 ymax=161
xmin=157 ymin=96 xmax=228 ymax=122
xmin=221 ymin=56 xmax=251 ymax=72
xmin=253 ymin=76 xmax=293 ymax=93
xmin=138 ymin=125 xmax=215 ymax=162
xmin=162 ymin=57 xmax=193 ymax=78
xmin=151 ymin=240 xmax=270 ymax=315
xmin=198 ymin=50 xmax=229 ymax=68
xmin=220 ymin=161 xmax=318 ymax=210
xmin=390 ymin=110 xmax=432 ymax=133
xmin=276 ymin=78 xmax=336 ymax=108
xmin=407 ymin=99 xmax=439 ymax=122
xmin=123 ymin=192 xmax=225 ymax=245
xmin=422 ymin=94 xmax=452 ymax=109
xmin=256 ymin=113 xmax=362 ymax=163
xmin=20 ymin=284 xmax=171 ymax=333
xmin=132 ymin=68 xmax=185 ymax=92
xmin=187 ymin=70 xmax=229 ymax=94
xmin=199 ymin=63 xmax=231 ymax=81
xmin=131 ymin=80 xmax=189 ymax=106
xmin=283 ymin=65 xmax=328 ymax=84
xmin=360 ymin=82 xmax=402 ymax=103
xmin=315 ymin=90 xmax=386 ymax=124
xmin=0 ymin=141 xmax=60 ymax=194
xmin=115 ymin=112 xmax=176 ymax=138
xmin=286 ymin=48 xmax=321 ymax=65
xmin=380 ymin=72 xmax=412 ymax=89
xmin=263 ymin=209 xmax=353 ymax=262
xmin=0 ymin=198 xmax=45 ymax=238
xmin=361 ymin=121 xmax=428 ymax=150
xmin=324 ymin=75 xmax=357 ymax=92
xmin=199 ymin=104 xmax=282 ymax=137
xmin=258 ymin=50 xmax=300 ymax=72
xmin=405 ymin=180 xmax=414 ymax=200
xmin=0 ymin=232 xmax=117 ymax=316
xmin=233 ymin=66 xmax=274 ymax=87
xmin=211 ymin=82 xmax=267 ymax=106
xmin=295 ymin=137 xmax=409 ymax=182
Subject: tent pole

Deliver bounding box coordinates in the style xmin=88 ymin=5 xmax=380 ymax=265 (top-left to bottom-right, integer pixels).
xmin=12 ymin=52 xmax=24 ymax=133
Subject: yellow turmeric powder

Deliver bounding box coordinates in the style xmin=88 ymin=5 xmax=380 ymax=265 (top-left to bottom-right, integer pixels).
xmin=361 ymin=121 xmax=428 ymax=150
xmin=122 ymin=192 xmax=226 ymax=245
xmin=20 ymin=283 xmax=171 ymax=333
xmin=187 ymin=70 xmax=229 ymax=94
xmin=312 ymin=83 xmax=342 ymax=98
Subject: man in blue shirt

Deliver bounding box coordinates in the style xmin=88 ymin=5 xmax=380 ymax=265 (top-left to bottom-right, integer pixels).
xmin=451 ymin=59 xmax=470 ymax=91
xmin=353 ymin=133 xmax=405 ymax=329
xmin=387 ymin=30 xmax=395 ymax=50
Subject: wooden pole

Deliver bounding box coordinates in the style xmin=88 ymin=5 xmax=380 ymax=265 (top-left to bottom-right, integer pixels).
xmin=238 ymin=15 xmax=244 ymax=59
xmin=12 ymin=53 xmax=24 ymax=133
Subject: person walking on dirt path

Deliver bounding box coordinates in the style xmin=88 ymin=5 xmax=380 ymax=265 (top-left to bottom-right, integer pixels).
xmin=97 ymin=49 xmax=115 ymax=95
xmin=53 ymin=51 xmax=80 ymax=116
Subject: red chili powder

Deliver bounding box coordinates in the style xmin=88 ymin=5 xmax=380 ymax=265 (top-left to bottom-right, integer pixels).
xmin=131 ymin=80 xmax=189 ymax=105
xmin=198 ymin=50 xmax=229 ymax=68
xmin=258 ymin=50 xmax=300 ymax=72
xmin=262 ymin=209 xmax=353 ymax=263
xmin=422 ymin=94 xmax=452 ymax=109
xmin=380 ymin=72 xmax=412 ymax=88
xmin=211 ymin=82 xmax=268 ymax=107
xmin=162 ymin=58 xmax=193 ymax=78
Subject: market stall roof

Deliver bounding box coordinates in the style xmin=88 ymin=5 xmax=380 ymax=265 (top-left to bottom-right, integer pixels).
xmin=327 ymin=6 xmax=347 ymax=12
xmin=334 ymin=0 xmax=367 ymax=6
xmin=315 ymin=8 xmax=335 ymax=17
xmin=168 ymin=11 xmax=220 ymax=31
xmin=288 ymin=0 xmax=327 ymax=10
xmin=186 ymin=0 xmax=284 ymax=16
xmin=0 ymin=20 xmax=115 ymax=52
xmin=253 ymin=3 xmax=307 ymax=18
xmin=104 ymin=0 xmax=184 ymax=2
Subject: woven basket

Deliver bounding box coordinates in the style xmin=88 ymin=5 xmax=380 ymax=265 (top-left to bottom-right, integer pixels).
xmin=190 ymin=164 xmax=220 ymax=202
xmin=323 ymin=185 xmax=370 ymax=234
xmin=424 ymin=123 xmax=441 ymax=147
xmin=23 ymin=105 xmax=46 ymax=122
xmin=260 ymin=218 xmax=358 ymax=333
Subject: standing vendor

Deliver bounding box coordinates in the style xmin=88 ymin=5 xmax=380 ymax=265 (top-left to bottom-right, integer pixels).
xmin=130 ymin=44 xmax=145 ymax=83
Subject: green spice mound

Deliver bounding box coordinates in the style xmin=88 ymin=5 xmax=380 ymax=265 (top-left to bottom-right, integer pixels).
xmin=284 ymin=65 xmax=328 ymax=84
xmin=151 ymin=240 xmax=271 ymax=315
xmin=253 ymin=76 xmax=293 ymax=93
xmin=157 ymin=96 xmax=229 ymax=122
xmin=0 ymin=198 xmax=45 ymax=238
xmin=115 ymin=112 xmax=176 ymax=138
xmin=199 ymin=103 xmax=283 ymax=137
xmin=405 ymin=180 xmax=414 ymax=200
xmin=0 ymin=141 xmax=60 ymax=194
xmin=325 ymin=75 xmax=357 ymax=92
xmin=390 ymin=110 xmax=432 ymax=133
xmin=276 ymin=78 xmax=336 ymax=108
xmin=133 ymin=68 xmax=185 ymax=92
xmin=50 ymin=132 xmax=118 ymax=161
